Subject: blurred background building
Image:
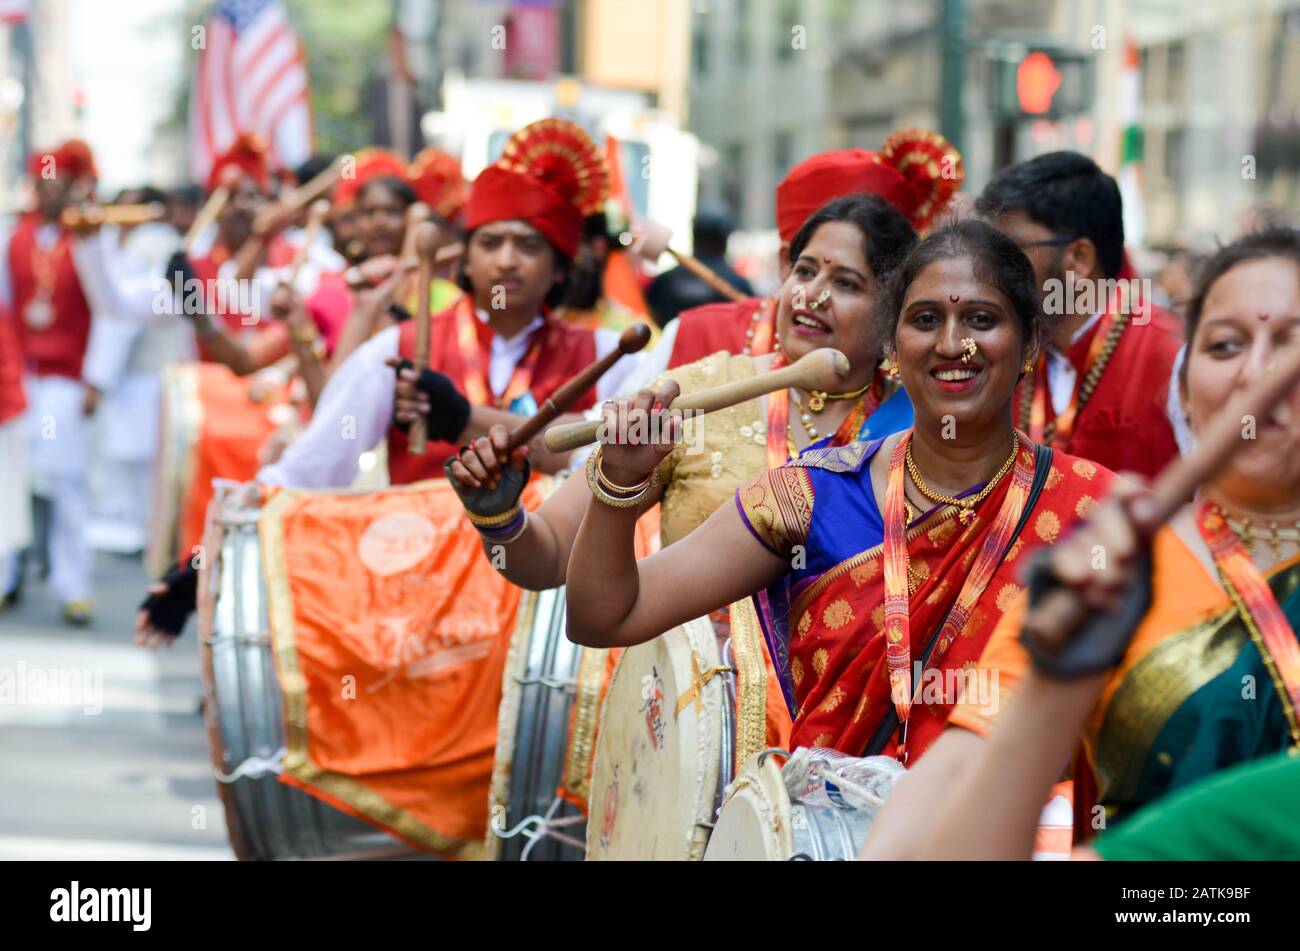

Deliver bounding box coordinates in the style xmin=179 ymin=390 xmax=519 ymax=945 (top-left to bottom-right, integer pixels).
xmin=2 ymin=0 xmax=1298 ymax=256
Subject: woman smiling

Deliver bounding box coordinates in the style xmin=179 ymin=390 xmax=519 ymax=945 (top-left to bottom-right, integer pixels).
xmin=564 ymin=219 xmax=1115 ymax=762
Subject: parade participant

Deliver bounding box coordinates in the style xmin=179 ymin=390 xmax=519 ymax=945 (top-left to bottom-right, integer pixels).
xmin=645 ymin=206 xmax=753 ymax=327
xmin=562 ymin=220 xmax=1115 ymax=764
xmin=555 ymin=212 xmax=657 ymax=340
xmin=4 ymin=140 xmax=100 ymax=624
xmin=0 ymin=296 xmax=30 ymax=610
xmin=445 ymin=193 xmax=918 ymax=580
xmin=659 ymin=132 xmax=963 ymax=375
xmin=257 ymin=118 xmax=638 ymax=489
xmin=977 ymin=151 xmax=1184 ymax=477
xmin=862 ymin=228 xmax=1300 ymax=856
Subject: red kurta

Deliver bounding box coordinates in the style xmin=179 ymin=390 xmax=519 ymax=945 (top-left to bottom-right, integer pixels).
xmin=7 ymin=214 xmax=92 ymax=380
xmin=667 ymin=296 xmax=775 ymax=369
xmin=1014 ymin=303 xmax=1183 ymax=478
xmin=386 ymin=306 xmax=600 ymax=484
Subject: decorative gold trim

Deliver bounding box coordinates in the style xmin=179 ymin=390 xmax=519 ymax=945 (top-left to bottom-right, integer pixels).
xmin=1221 ymin=575 xmax=1300 ymax=750
xmin=728 ymin=598 xmax=769 ymax=767
xmin=260 ymin=486 xmax=493 ymax=860
xmin=561 ymin=645 xmax=612 ymax=806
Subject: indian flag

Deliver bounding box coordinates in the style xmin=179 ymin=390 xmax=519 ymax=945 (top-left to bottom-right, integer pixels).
xmin=1117 ymin=37 xmax=1145 ymax=248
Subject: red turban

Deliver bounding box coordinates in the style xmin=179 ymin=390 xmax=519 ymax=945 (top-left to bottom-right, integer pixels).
xmin=775 ymin=130 xmax=964 ymax=241
xmin=465 ymin=118 xmax=608 ymax=260
xmin=408 ymin=148 xmax=465 ymax=221
xmin=333 ymin=147 xmax=409 ymax=208
xmin=206 ymin=133 xmax=271 ymax=194
xmin=27 ymin=139 xmax=98 ymax=183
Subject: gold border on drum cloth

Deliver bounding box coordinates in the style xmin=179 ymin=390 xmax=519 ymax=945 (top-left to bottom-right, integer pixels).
xmin=259 ymin=480 xmax=495 ymax=860
xmin=561 ymin=645 xmax=615 ymax=806
xmin=727 ymin=599 xmax=769 ymax=767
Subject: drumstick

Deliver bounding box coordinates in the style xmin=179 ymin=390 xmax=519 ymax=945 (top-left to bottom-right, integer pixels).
xmin=343 ymin=244 xmax=463 ymax=289
xmin=61 ymin=202 xmax=167 ymax=229
xmin=1024 ymin=341 xmax=1300 ymax=641
xmin=543 ymin=347 xmax=851 ymax=453
xmin=182 ymin=186 xmax=229 ymax=254
xmin=506 ymin=324 xmax=652 ymax=452
xmin=280 ymin=156 xmax=345 ymax=213
xmin=621 ymin=222 xmax=748 ymax=303
xmin=406 ymin=222 xmax=440 ymax=455
xmin=282 ymin=199 xmax=330 ymax=288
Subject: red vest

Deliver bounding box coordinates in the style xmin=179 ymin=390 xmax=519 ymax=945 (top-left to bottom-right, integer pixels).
xmin=668 ymin=296 xmax=773 ymax=369
xmin=386 ymin=307 xmax=599 ymax=484
xmin=1015 ymin=303 xmax=1183 ymax=478
xmin=0 ymin=302 xmax=25 ymax=425
xmin=7 ymin=214 xmax=92 ymax=380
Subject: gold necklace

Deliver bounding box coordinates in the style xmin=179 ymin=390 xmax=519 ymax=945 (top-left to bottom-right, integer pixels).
xmin=906 ymin=434 xmax=1020 ymax=525
xmin=788 ymin=389 xmax=821 ymax=440
xmin=807 ymin=379 xmax=874 ymax=413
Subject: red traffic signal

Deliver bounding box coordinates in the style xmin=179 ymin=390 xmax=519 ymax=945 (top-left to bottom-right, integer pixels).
xmin=1017 ymin=51 xmax=1062 ymax=115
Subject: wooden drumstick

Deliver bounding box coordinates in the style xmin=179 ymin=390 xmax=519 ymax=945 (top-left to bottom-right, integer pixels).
xmin=344 ymin=242 xmax=464 ymax=289
xmin=406 ymin=222 xmax=440 ymax=455
xmin=506 ymin=324 xmax=653 ymax=453
xmin=282 ymin=199 xmax=330 ymax=288
xmin=61 ymin=202 xmax=167 ymax=229
xmin=1023 ymin=341 xmax=1300 ymax=643
xmin=543 ymin=347 xmax=851 ymax=453
xmin=182 ymin=186 xmax=229 ymax=253
xmin=280 ymin=156 xmax=345 ymax=213
xmin=622 ymin=221 xmax=748 ymax=303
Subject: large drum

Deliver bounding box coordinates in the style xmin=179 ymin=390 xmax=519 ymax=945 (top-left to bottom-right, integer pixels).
xmin=587 ymin=616 xmax=741 ymax=860
xmin=703 ymin=749 xmax=906 ymax=861
xmin=489 ymin=588 xmax=597 ymax=861
xmin=198 ymin=481 xmax=414 ymax=860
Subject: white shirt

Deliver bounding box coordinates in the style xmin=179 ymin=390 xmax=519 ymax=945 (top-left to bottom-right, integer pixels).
xmin=258 ymin=313 xmax=636 ymax=488
xmin=1045 ymin=310 xmax=1102 ymax=417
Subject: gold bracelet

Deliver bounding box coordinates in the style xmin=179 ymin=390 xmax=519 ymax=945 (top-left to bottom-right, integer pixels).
xmin=464 ymin=503 xmax=523 ymax=528
xmin=586 ymin=449 xmax=659 ymax=509
xmin=592 ymin=445 xmax=656 ymax=495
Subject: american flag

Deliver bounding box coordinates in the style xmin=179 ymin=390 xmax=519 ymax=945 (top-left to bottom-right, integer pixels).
xmin=188 ymin=0 xmax=313 ymax=185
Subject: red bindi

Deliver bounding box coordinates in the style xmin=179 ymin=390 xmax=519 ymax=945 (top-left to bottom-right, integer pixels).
xmin=1258 ymin=312 xmax=1271 ymax=322
xmin=949 ymin=295 xmax=960 ymax=303
xmin=823 ymin=256 xmax=832 ymax=264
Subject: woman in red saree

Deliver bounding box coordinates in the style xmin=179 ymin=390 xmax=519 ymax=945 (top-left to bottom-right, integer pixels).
xmin=564 ymin=219 xmax=1113 ymax=763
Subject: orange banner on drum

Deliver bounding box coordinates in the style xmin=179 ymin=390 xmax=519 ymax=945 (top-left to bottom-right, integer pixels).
xmin=260 ymin=478 xmax=548 ymax=859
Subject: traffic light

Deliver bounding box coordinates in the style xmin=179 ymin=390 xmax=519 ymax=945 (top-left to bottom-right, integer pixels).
xmin=992 ymin=48 xmax=1092 ymax=119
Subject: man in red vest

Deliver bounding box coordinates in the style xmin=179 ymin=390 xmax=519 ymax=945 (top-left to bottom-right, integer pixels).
xmin=4 ymin=140 xmax=99 ymax=624
xmin=977 ymin=151 xmax=1183 ymax=478
xmin=258 ymin=119 xmax=640 ymax=489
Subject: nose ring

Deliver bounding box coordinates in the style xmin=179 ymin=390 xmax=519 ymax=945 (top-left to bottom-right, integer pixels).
xmin=960 ymin=337 xmax=979 ymax=364
xmin=808 ymin=289 xmax=831 ymax=310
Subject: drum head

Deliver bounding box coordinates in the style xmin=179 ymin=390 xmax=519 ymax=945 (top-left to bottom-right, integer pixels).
xmin=587 ymin=617 xmax=723 ymax=860
xmin=703 ymin=751 xmax=792 ymax=861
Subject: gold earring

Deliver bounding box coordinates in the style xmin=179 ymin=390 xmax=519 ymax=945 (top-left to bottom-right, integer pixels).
xmin=1022 ymin=358 xmax=1034 ymax=374
xmin=960 ymin=337 xmax=978 ymax=364
xmin=884 ymin=357 xmax=900 ymax=379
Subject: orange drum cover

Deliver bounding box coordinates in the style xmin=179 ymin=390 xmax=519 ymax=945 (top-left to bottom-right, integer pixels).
xmin=259 ymin=477 xmax=552 ymax=859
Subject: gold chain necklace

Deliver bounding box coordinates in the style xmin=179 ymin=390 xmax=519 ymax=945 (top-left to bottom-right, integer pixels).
xmin=807 ymin=378 xmax=873 ymax=413
xmin=906 ymin=434 xmax=1020 ymax=525
xmin=1021 ymin=310 xmax=1129 ymax=441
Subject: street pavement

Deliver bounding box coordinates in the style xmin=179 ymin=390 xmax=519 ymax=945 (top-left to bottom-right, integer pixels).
xmin=0 ymin=551 xmax=232 ymax=860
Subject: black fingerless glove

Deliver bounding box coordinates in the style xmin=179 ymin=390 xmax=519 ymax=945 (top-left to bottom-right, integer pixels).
xmin=139 ymin=562 xmax=199 ymax=638
xmin=1019 ymin=546 xmax=1154 ymax=680
xmin=445 ymin=452 xmax=531 ymax=519
xmin=391 ymin=359 xmax=472 ymax=442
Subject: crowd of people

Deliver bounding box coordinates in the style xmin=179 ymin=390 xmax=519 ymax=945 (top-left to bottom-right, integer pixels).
xmin=1 ymin=115 xmax=1296 ymax=861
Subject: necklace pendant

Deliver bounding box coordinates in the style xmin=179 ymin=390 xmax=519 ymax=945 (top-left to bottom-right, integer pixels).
xmin=807 ymin=393 xmax=826 ymax=412
xmin=957 ymin=507 xmax=974 ymax=525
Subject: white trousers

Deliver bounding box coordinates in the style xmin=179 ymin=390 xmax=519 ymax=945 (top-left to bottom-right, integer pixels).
xmin=0 ymin=416 xmax=32 ymax=592
xmin=22 ymin=376 xmax=93 ymax=602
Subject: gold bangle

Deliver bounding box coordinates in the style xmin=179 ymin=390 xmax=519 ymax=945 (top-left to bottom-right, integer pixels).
xmin=593 ymin=445 xmax=655 ymax=495
xmin=586 ymin=449 xmax=658 ymax=509
xmin=464 ymin=503 xmax=523 ymax=528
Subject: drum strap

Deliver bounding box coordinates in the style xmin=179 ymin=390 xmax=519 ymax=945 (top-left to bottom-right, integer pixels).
xmin=675 ymin=650 xmax=736 ymax=716
xmin=863 ymin=443 xmax=1055 ymax=757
